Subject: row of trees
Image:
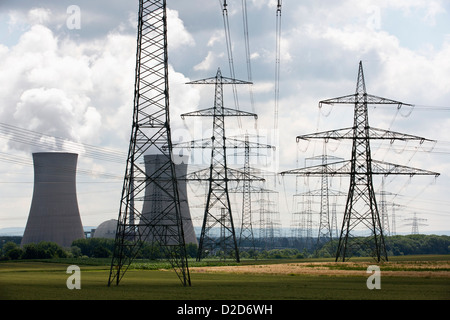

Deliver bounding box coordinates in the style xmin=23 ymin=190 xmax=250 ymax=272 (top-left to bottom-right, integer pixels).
xmin=1 ymin=234 xmax=449 ymax=261
xmin=0 ymin=238 xmax=199 ymax=261
xmin=312 ymin=234 xmax=450 ymax=258
xmin=1 ymin=241 xmax=73 ymax=260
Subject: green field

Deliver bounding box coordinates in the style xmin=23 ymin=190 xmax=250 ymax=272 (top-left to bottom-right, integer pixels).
xmin=1 ymin=255 xmax=449 ymax=300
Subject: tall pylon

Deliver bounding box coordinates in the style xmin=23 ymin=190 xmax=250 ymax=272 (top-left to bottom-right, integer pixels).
xmin=404 ymin=212 xmax=427 ymax=234
xmin=178 ymin=68 xmax=261 ymax=262
xmin=172 ymin=131 xmax=270 ymax=259
xmin=301 ymin=145 xmax=344 ymax=248
xmin=226 ymin=132 xmax=276 ymax=253
xmin=108 ymin=0 xmax=190 ymax=287
xmin=281 ymin=61 xmax=439 ymax=262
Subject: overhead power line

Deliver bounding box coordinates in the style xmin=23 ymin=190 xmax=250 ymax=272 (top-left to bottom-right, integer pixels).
xmin=0 ymin=122 xmax=126 ymax=163
xmin=0 ymin=151 xmax=123 ymax=180
xmin=220 ymin=0 xmax=242 ymax=129
xmin=274 ymin=0 xmax=282 ymax=131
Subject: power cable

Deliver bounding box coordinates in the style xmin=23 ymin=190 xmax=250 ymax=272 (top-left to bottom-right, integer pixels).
xmin=274 ymin=0 xmax=282 ymax=131
xmin=0 ymin=122 xmax=126 ymax=163
xmin=219 ymin=0 xmax=242 ymax=129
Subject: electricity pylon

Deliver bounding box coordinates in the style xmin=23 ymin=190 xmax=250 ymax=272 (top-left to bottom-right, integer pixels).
xmin=108 ymin=0 xmax=190 ymax=287
xmin=177 ymin=68 xmax=264 ymax=262
xmin=173 ymin=131 xmax=271 ymax=258
xmin=404 ymin=212 xmax=427 ymax=234
xmin=281 ymin=61 xmax=439 ymax=262
xmin=303 ymin=145 xmax=344 ymax=248
xmin=224 ymin=133 xmax=270 ymax=252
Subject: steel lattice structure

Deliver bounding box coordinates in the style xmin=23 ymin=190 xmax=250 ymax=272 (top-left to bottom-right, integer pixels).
xmin=228 ymin=133 xmax=276 ymax=252
xmin=172 ymin=131 xmax=270 ymax=258
xmin=238 ymin=134 xmax=256 ymax=251
xmin=304 ymin=150 xmax=344 ymax=248
xmin=177 ymin=68 xmax=261 ymax=262
xmin=281 ymin=61 xmax=439 ymax=262
xmin=108 ymin=0 xmax=190 ymax=287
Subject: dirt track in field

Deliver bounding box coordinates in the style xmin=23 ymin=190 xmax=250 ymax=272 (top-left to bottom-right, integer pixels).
xmin=189 ymin=261 xmax=450 ymax=278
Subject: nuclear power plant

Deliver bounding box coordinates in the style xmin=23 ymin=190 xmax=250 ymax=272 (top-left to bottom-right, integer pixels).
xmin=92 ymin=219 xmax=117 ymax=239
xmin=18 ymin=151 xmax=196 ymax=249
xmin=21 ymin=152 xmax=85 ymax=248
xmin=1 ymin=1 xmax=441 ymax=293
xmin=140 ymin=154 xmax=197 ymax=245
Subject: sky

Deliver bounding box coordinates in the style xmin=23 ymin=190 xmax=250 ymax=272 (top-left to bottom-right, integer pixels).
xmin=0 ymin=0 xmax=449 ymax=237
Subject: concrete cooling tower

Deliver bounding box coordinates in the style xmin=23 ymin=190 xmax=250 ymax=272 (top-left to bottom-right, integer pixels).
xmin=21 ymin=152 xmax=85 ymax=248
xmin=139 ymin=154 xmax=197 ymax=245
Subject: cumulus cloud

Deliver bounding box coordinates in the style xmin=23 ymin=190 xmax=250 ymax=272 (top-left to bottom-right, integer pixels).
xmin=194 ymin=51 xmax=217 ymax=71
xmin=167 ymin=8 xmax=195 ymax=49
xmin=0 ymin=6 xmax=198 ymax=153
xmin=0 ymin=24 xmax=100 ymax=151
xmin=0 ymin=1 xmax=448 ymax=232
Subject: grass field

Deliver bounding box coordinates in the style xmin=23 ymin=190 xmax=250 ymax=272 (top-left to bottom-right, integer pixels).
xmin=1 ymin=255 xmax=449 ymax=300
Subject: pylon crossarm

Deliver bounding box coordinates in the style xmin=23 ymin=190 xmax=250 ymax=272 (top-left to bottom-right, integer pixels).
xmin=365 ymin=94 xmax=413 ymax=107
xmin=181 ymin=107 xmax=257 ymax=119
xmin=225 ymin=138 xmax=273 ymax=149
xmin=296 ymin=127 xmax=354 ymax=141
xmin=280 ymin=159 xmax=440 ymax=177
xmin=181 ymin=167 xmax=265 ymax=182
xmin=319 ymin=93 xmax=413 ymax=107
xmin=294 ymin=189 xmax=346 ymax=197
xmin=223 ymin=167 xmax=265 ymax=182
xmin=171 ymin=138 xmax=213 ymax=149
xmin=171 ymin=137 xmax=273 ymax=150
xmin=319 ymin=94 xmax=358 ymax=106
xmin=180 ymin=107 xmax=216 ymax=118
xmin=367 ymin=127 xmax=435 ymax=143
xmin=229 ymin=185 xmax=277 ymax=193
xmin=280 ymin=160 xmax=352 ymax=176
xmin=297 ymin=126 xmax=435 ymax=143
xmin=371 ymin=160 xmax=440 ymax=177
xmin=186 ymin=72 xmax=252 ymax=86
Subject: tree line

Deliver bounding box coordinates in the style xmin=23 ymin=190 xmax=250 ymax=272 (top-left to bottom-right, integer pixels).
xmin=1 ymin=234 xmax=449 ymax=261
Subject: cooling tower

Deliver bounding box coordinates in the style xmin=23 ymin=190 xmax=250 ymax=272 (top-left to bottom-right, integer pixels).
xmin=21 ymin=152 xmax=85 ymax=248
xmin=139 ymin=154 xmax=197 ymax=245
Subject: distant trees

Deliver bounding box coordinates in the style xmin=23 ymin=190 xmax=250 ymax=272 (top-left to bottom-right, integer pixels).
xmin=385 ymin=234 xmax=450 ymax=256
xmin=0 ymin=234 xmax=448 ymax=261
xmin=0 ymin=241 xmax=69 ymax=260
xmin=314 ymin=234 xmax=450 ymax=258
xmin=72 ymin=238 xmax=114 ymax=258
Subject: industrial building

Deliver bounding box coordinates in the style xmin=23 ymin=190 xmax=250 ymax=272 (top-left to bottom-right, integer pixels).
xmin=92 ymin=219 xmax=117 ymax=239
xmin=139 ymin=154 xmax=197 ymax=245
xmin=21 ymin=152 xmax=85 ymax=248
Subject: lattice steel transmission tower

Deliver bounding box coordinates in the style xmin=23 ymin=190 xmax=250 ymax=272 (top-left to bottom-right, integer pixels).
xmin=378 ymin=177 xmax=392 ymax=236
xmin=404 ymin=212 xmax=427 ymax=234
xmin=226 ymin=133 xmax=276 ymax=253
xmin=238 ymin=134 xmax=255 ymax=250
xmin=304 ymin=147 xmax=345 ymax=248
xmin=281 ymin=61 xmax=439 ymax=262
xmin=108 ymin=0 xmax=190 ymax=287
xmin=177 ymin=68 xmax=264 ymax=262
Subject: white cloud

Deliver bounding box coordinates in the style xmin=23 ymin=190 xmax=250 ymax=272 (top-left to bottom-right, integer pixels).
xmin=206 ymin=29 xmax=223 ymax=47
xmin=0 ymin=16 xmax=136 ymax=151
xmin=0 ymin=1 xmax=448 ymax=233
xmin=167 ymin=8 xmax=195 ymax=50
xmin=27 ymin=8 xmax=52 ymax=25
xmin=193 ymin=51 xmax=217 ymax=71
